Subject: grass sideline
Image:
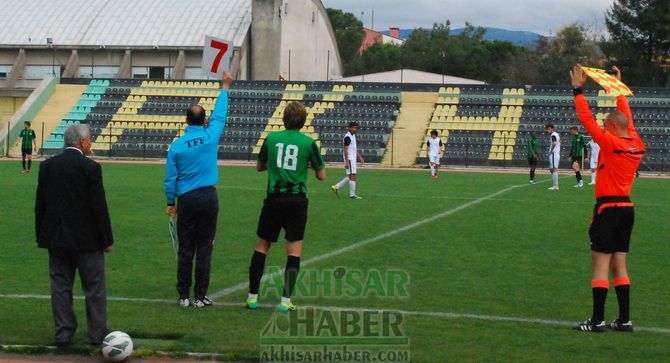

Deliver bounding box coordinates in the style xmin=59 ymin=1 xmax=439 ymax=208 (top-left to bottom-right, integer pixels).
xmin=0 ymin=160 xmax=669 ymax=361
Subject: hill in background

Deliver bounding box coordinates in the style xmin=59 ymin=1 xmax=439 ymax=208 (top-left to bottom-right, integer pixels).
xmin=382 ymin=27 xmax=544 ymax=46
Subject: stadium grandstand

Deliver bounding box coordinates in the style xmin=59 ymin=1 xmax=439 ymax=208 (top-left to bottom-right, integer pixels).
xmin=3 ymin=77 xmax=668 ymax=172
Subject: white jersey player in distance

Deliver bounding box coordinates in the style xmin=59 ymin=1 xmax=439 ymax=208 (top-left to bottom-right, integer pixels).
xmin=586 ymin=139 xmax=600 ymax=185
xmin=332 ymin=122 xmax=365 ymax=199
xmin=545 ymin=123 xmax=561 ymax=190
xmin=427 ymin=129 xmax=444 ymax=179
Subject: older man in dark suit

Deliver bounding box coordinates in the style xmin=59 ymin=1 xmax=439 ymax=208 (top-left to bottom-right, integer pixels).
xmin=35 ymin=124 xmax=114 ymax=346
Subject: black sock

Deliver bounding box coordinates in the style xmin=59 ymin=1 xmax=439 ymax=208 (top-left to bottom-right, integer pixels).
xmin=530 ymin=169 xmax=535 ymax=180
xmin=248 ymin=251 xmax=267 ymax=295
xmin=615 ymin=284 xmax=630 ymax=322
xmin=27 ymin=159 xmax=32 ymax=170
xmin=592 ymin=287 xmax=608 ymax=323
xmin=22 ymin=158 xmax=26 ymax=170
xmin=283 ymin=256 xmax=301 ymax=298
xmin=576 ymin=171 xmax=582 ymax=182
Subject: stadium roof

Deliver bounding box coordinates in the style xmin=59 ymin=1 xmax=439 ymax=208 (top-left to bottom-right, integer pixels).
xmin=0 ymin=0 xmax=252 ymax=48
xmin=336 ymin=69 xmax=485 ymax=84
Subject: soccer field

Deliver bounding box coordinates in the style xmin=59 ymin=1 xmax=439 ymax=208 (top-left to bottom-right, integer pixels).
xmin=1 ymin=161 xmax=669 ymax=362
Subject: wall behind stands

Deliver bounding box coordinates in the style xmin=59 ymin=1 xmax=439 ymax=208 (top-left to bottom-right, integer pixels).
xmin=0 ymin=96 xmax=26 ymax=126
xmin=1 ymin=77 xmax=58 ymax=155
xmin=279 ymin=0 xmax=343 ymax=81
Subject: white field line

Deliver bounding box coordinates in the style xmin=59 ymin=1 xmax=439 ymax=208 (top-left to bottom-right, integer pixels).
xmin=211 ymin=180 xmax=544 ymax=299
xmin=0 ymin=293 xmax=668 ymax=334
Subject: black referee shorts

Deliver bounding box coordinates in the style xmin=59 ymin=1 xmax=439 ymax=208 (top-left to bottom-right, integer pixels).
xmin=589 ymin=197 xmax=635 ymax=253
xmin=257 ymin=194 xmax=308 ymax=243
xmin=22 ymin=148 xmax=32 ymax=157
xmin=527 ymin=157 xmax=537 ymax=167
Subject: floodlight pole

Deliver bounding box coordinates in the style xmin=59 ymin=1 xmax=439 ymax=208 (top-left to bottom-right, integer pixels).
xmin=326 ymin=50 xmax=330 ymax=81
xmin=441 ymin=51 xmax=445 ymax=84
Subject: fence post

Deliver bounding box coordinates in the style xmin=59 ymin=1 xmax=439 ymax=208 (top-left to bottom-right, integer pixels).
xmin=143 ymin=123 xmax=147 ymax=160
xmin=249 ymin=121 xmax=254 ymax=162
xmin=41 ymin=122 xmax=45 ymax=158
xmin=503 ymin=135 xmax=507 ymax=169
xmin=465 ymin=138 xmax=469 ymax=168
xmin=5 ymin=122 xmax=9 ymax=157
xmin=391 ymin=128 xmax=395 ymax=166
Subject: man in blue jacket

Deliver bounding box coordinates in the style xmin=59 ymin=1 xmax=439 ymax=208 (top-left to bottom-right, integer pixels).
xmin=164 ymin=71 xmax=233 ymax=308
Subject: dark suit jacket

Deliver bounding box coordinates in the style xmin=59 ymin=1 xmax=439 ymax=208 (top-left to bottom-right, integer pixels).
xmin=35 ymin=148 xmax=114 ymax=251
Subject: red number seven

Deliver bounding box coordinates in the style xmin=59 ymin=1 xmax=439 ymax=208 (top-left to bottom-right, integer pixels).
xmin=210 ymin=40 xmax=229 ymax=73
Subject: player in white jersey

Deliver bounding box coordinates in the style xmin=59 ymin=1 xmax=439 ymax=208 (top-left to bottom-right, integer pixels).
xmin=586 ymin=139 xmax=600 ymax=185
xmin=426 ymin=130 xmax=444 ymax=179
xmin=545 ymin=123 xmax=561 ymax=190
xmin=332 ymin=122 xmax=365 ymax=199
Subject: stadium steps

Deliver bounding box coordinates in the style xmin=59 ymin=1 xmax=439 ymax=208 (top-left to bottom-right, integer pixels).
xmin=382 ymin=92 xmax=437 ymax=166
xmin=11 ymin=84 xmax=86 ymax=156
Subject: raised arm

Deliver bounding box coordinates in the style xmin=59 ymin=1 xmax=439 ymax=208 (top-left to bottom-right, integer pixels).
xmin=205 ymin=72 xmax=234 ymax=139
xmin=612 ymin=66 xmax=638 ymax=136
xmin=570 ymin=65 xmax=609 ymax=146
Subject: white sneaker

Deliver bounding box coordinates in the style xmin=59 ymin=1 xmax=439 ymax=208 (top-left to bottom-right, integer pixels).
xmin=529 ymin=180 xmax=536 ymax=185
xmin=588 ymin=182 xmax=595 ymax=186
xmin=178 ymin=298 xmax=190 ymax=307
xmin=548 ymin=186 xmax=559 ymax=191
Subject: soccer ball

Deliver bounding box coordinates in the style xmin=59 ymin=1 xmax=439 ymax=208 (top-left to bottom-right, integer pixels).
xmin=101 ymin=331 xmax=133 ymax=362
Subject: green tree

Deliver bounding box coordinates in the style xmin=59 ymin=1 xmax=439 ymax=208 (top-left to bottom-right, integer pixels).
xmin=535 ymin=24 xmax=600 ymax=85
xmin=398 ymin=22 xmax=524 ymax=83
xmin=326 ymin=9 xmax=365 ymax=76
xmin=361 ymin=43 xmax=402 ymax=74
xmin=603 ymin=0 xmax=670 ymax=86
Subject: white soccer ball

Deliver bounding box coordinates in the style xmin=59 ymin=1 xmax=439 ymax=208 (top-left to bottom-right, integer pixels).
xmin=101 ymin=331 xmax=133 ymax=362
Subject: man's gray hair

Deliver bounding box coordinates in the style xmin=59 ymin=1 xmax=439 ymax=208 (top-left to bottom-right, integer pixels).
xmin=64 ymin=124 xmax=91 ymax=147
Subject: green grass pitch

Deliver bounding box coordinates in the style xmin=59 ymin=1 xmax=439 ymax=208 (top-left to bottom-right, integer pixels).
xmin=0 ymin=161 xmax=669 ymax=361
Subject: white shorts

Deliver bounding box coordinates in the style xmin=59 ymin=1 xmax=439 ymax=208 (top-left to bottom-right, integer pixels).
xmin=345 ymin=160 xmax=357 ymax=175
xmin=429 ymin=154 xmax=440 ymax=165
xmin=548 ymin=153 xmax=560 ymax=169
xmin=590 ymin=159 xmax=598 ymax=169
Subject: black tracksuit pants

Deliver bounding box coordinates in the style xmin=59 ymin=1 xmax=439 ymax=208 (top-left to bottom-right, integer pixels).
xmin=176 ymin=187 xmax=218 ymax=300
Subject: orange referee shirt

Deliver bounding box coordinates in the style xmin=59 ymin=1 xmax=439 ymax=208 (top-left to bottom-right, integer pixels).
xmin=573 ymin=90 xmax=645 ymax=199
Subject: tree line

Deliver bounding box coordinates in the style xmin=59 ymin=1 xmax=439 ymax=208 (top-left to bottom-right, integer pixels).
xmin=327 ymin=0 xmax=669 ymax=87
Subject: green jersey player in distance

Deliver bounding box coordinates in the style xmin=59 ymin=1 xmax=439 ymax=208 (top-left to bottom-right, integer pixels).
xmin=569 ymin=126 xmax=587 ymax=188
xmin=19 ymin=121 xmax=37 ymax=173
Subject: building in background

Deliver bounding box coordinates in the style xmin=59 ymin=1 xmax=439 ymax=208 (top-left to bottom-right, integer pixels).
xmin=360 ymin=27 xmax=406 ymax=54
xmin=337 ymin=69 xmax=484 ymax=84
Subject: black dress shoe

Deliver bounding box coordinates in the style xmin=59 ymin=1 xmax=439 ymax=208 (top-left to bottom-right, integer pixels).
xmin=54 ymin=340 xmax=72 ymax=347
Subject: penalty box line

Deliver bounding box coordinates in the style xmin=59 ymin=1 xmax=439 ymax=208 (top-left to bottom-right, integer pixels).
xmin=0 ymin=293 xmax=668 ymax=334
xmin=210 ymin=179 xmax=555 ymax=299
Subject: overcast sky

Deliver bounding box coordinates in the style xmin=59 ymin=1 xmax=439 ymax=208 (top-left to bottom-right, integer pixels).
xmin=321 ymin=0 xmax=615 ymax=36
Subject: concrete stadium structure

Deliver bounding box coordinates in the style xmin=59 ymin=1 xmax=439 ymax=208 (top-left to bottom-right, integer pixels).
xmin=0 ymin=0 xmax=343 ymax=98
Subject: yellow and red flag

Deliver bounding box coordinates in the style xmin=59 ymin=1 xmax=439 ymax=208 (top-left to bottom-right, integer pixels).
xmin=581 ymin=67 xmax=634 ymax=97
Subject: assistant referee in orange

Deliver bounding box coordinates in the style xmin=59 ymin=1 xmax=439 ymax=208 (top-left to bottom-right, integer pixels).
xmin=569 ymin=65 xmax=645 ymax=332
